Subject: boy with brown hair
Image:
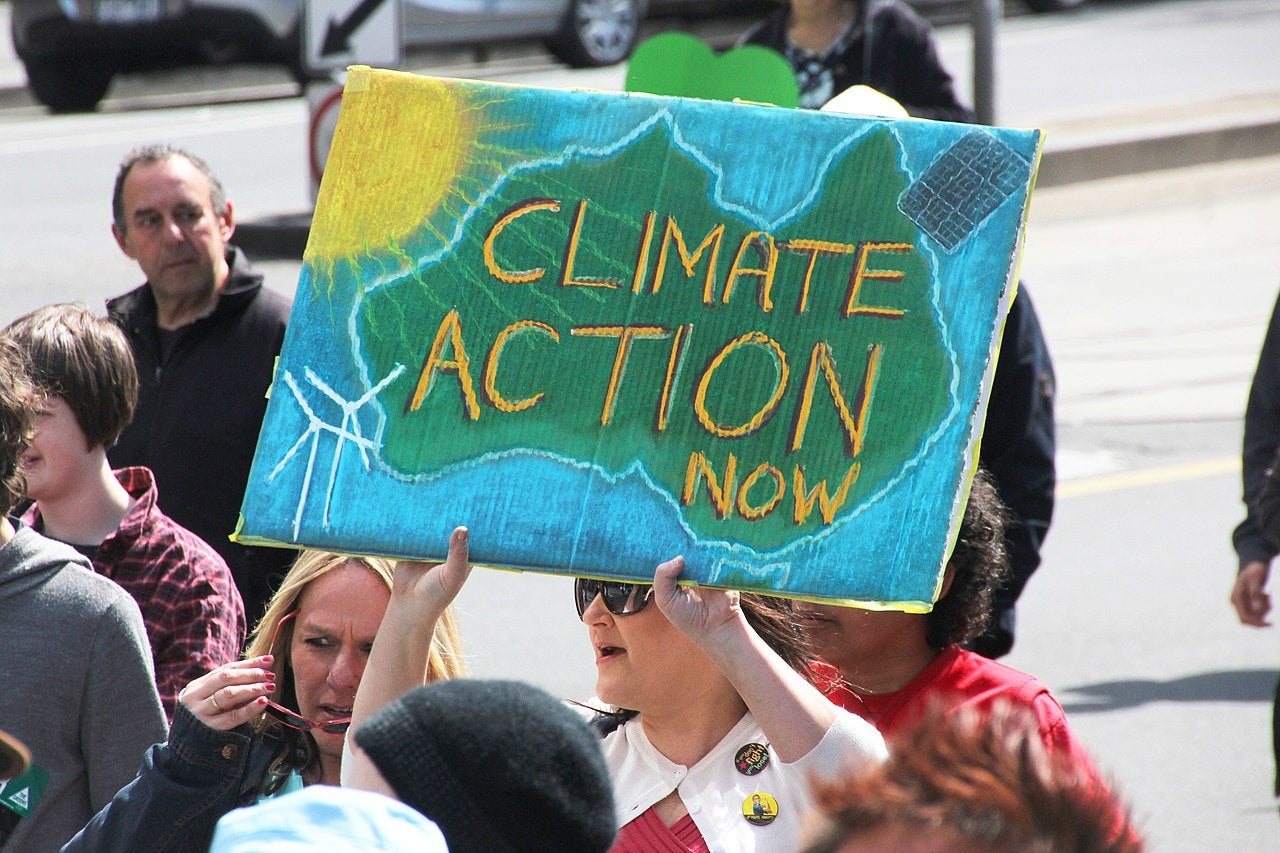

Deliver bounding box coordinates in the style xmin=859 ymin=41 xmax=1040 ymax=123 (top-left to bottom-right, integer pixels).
xmin=0 ymin=336 xmax=165 ymax=850
xmin=5 ymin=303 xmax=244 ymax=719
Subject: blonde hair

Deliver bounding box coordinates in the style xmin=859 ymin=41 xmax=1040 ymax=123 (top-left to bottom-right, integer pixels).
xmin=246 ymin=550 xmax=466 ymax=679
xmin=245 ymin=549 xmax=467 ymax=787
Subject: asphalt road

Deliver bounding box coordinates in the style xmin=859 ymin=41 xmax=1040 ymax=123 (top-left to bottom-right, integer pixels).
xmin=2 ymin=2 xmax=1280 ymax=850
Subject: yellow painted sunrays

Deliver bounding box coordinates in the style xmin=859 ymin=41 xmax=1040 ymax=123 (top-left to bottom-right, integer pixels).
xmin=306 ymin=68 xmax=473 ymax=262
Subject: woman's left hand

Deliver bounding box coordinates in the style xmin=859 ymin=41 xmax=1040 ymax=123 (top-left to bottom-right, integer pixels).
xmin=347 ymin=527 xmax=471 ymax=763
xmin=390 ymin=526 xmax=472 ymax=615
xmin=652 ymin=556 xmax=741 ymax=647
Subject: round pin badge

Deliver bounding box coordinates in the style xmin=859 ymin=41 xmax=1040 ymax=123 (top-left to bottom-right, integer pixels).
xmin=742 ymin=792 xmax=779 ymax=826
xmin=734 ymin=742 xmax=770 ymax=776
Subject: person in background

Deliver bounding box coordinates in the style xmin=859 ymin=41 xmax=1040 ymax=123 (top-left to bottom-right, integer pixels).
xmin=738 ymin=0 xmax=972 ymax=119
xmin=5 ymin=303 xmax=244 ymax=720
xmin=106 ymin=144 xmax=294 ymax=622
xmin=799 ymin=469 xmax=1140 ymax=844
xmin=63 ymin=550 xmax=468 ymax=853
xmin=1230 ymin=288 xmax=1280 ymax=802
xmin=801 ymin=699 xmax=1144 ymax=853
xmin=968 ymin=286 xmax=1056 ymax=659
xmin=800 ymin=470 xmax=1083 ymax=763
xmin=744 ymin=4 xmax=1058 ymax=657
xmin=0 ymin=337 xmax=166 ymax=851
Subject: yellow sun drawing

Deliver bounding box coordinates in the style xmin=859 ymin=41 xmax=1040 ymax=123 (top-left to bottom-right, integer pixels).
xmin=306 ymin=67 xmax=473 ymax=261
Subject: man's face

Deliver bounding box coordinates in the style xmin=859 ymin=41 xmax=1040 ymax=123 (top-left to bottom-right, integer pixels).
xmin=111 ymin=155 xmax=234 ymax=320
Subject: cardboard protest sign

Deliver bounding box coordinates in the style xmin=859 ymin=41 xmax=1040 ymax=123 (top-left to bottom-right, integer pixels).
xmin=235 ymin=66 xmax=1041 ymax=607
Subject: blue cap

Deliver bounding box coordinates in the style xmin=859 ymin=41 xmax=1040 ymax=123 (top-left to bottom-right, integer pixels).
xmin=210 ymin=786 xmax=447 ymax=852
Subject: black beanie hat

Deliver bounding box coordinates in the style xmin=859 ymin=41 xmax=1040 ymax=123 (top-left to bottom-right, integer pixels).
xmin=354 ymin=679 xmax=617 ymax=853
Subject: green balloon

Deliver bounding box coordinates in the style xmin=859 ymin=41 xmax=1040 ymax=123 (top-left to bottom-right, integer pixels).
xmin=625 ymin=32 xmax=800 ymax=108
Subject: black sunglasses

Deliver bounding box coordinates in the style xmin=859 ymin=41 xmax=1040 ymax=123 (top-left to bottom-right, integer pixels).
xmin=574 ymin=578 xmax=654 ymax=619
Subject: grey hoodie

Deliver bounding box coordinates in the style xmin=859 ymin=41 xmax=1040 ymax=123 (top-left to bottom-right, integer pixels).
xmin=0 ymin=522 xmax=166 ymax=852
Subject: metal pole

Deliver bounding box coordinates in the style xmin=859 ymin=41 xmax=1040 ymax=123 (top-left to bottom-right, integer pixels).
xmin=972 ymin=0 xmax=1002 ymax=125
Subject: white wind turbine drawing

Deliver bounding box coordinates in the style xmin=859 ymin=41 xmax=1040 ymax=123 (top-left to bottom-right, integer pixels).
xmin=269 ymin=363 xmax=407 ymax=538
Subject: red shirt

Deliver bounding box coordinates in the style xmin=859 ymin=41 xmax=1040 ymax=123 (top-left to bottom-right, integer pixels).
xmin=823 ymin=644 xmax=1088 ymax=762
xmin=823 ymin=645 xmax=1141 ymax=846
xmin=27 ymin=467 xmax=245 ymax=719
xmin=611 ymin=807 xmax=709 ymax=853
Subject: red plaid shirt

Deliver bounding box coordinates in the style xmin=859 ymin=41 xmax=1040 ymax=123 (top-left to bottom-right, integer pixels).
xmin=26 ymin=467 xmax=245 ymax=720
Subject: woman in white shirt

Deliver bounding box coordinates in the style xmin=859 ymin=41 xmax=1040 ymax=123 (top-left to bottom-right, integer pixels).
xmin=577 ymin=556 xmax=887 ymax=852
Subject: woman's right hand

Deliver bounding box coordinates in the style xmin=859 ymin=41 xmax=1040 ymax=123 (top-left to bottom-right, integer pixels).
xmin=652 ymin=555 xmax=743 ymax=649
xmin=178 ymin=655 xmax=276 ymax=731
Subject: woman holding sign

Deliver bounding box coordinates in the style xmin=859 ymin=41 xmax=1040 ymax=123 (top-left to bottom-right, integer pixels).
xmin=350 ymin=537 xmax=886 ymax=851
xmin=575 ymin=558 xmax=886 ymax=850
xmin=63 ymin=547 xmax=468 ymax=853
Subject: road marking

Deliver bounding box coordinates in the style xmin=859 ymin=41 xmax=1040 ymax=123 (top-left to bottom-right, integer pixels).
xmin=1057 ymin=455 xmax=1240 ymax=498
xmin=0 ymin=103 xmax=302 ymax=156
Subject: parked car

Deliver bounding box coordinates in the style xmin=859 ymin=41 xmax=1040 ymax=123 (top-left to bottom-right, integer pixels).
xmin=11 ymin=0 xmax=1089 ymax=113
xmin=12 ymin=0 xmax=706 ymax=112
xmin=1022 ymin=0 xmax=1088 ymax=9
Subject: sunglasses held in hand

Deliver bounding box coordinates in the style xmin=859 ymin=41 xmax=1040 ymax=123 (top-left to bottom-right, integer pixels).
xmin=263 ymin=609 xmax=351 ymax=734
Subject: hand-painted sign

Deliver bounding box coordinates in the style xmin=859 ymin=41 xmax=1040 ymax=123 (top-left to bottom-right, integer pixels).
xmin=235 ymin=66 xmax=1041 ymax=607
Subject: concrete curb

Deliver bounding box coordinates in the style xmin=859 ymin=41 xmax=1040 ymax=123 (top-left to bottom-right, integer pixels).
xmin=237 ymin=111 xmax=1280 ymax=260
xmin=1037 ymin=111 xmax=1280 ymax=187
xmin=236 ymin=213 xmax=314 ymax=261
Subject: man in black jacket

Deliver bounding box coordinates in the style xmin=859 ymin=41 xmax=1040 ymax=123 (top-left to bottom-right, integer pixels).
xmin=972 ymin=288 xmax=1056 ymax=658
xmin=1230 ymin=289 xmax=1280 ymax=798
xmin=107 ymin=144 xmax=295 ymax=622
xmin=742 ymin=3 xmax=1056 ymax=657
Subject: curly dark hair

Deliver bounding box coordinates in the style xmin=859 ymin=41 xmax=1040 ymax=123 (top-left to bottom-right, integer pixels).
xmin=926 ymin=468 xmax=1011 ymax=648
xmin=0 ymin=338 xmax=37 ymax=515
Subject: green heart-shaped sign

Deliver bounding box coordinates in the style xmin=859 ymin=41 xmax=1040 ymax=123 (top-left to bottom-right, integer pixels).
xmin=625 ymin=32 xmax=799 ymax=108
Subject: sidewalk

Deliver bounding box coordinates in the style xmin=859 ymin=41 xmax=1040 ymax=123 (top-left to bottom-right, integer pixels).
xmin=233 ymin=0 xmax=1280 ymax=257
xmin=234 ymin=74 xmax=1280 ymax=260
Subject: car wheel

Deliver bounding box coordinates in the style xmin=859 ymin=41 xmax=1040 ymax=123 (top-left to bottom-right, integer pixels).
xmin=1023 ymin=0 xmax=1088 ymax=11
xmin=547 ymin=0 xmax=642 ymax=68
xmin=24 ymin=57 xmax=113 ymax=113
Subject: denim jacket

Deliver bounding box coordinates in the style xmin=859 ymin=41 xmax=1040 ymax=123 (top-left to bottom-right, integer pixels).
xmin=61 ymin=702 xmax=285 ymax=853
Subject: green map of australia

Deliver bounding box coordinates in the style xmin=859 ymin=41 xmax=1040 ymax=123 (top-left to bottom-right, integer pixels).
xmin=356 ymin=124 xmax=949 ymax=550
